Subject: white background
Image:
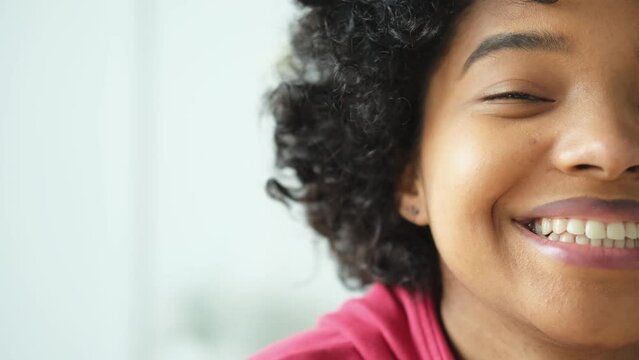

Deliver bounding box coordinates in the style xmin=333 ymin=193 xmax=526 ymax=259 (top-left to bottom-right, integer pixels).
xmin=0 ymin=0 xmax=357 ymax=359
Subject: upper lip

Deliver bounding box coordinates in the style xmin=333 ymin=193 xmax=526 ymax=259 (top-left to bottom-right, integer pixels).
xmin=515 ymin=196 xmax=639 ymax=223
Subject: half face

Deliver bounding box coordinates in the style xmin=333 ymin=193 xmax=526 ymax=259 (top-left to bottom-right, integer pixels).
xmin=400 ymin=0 xmax=639 ymax=353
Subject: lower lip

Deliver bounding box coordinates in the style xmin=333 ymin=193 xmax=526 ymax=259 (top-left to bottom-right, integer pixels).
xmin=513 ymin=220 xmax=639 ymax=269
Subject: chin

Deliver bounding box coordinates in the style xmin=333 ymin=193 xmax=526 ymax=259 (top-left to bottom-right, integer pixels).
xmin=528 ymin=299 xmax=639 ymax=351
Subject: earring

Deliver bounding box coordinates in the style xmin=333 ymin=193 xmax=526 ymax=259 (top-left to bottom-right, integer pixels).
xmin=409 ymin=206 xmax=420 ymax=216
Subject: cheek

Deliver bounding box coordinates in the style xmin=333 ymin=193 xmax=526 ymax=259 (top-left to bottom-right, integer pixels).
xmin=423 ymin=119 xmax=536 ymax=229
xmin=421 ymin=117 xmax=544 ymax=283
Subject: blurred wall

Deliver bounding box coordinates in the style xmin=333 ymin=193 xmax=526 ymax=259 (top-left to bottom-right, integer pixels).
xmin=0 ymin=1 xmax=357 ymax=359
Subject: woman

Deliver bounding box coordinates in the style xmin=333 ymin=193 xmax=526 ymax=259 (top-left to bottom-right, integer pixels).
xmin=254 ymin=0 xmax=639 ymax=358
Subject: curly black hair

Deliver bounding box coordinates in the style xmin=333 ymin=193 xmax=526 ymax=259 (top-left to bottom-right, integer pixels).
xmin=266 ymin=0 xmax=556 ymax=293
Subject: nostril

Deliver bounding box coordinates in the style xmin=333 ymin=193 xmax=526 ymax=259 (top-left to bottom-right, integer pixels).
xmin=574 ymin=164 xmax=593 ymax=170
xmin=628 ymin=165 xmax=639 ymax=173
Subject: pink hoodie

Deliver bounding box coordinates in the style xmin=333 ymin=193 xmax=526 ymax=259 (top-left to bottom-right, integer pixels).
xmin=250 ymin=283 xmax=455 ymax=360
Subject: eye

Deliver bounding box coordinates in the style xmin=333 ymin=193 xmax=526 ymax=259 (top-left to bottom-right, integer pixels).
xmin=482 ymin=91 xmax=555 ymax=103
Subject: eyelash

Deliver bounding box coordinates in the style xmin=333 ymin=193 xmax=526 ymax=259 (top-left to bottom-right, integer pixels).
xmin=483 ymin=91 xmax=554 ymax=102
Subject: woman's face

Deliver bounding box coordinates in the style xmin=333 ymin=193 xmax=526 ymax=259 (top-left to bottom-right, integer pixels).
xmin=402 ymin=0 xmax=639 ymax=352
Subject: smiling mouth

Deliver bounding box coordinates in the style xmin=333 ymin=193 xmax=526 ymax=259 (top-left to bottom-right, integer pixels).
xmin=522 ymin=218 xmax=639 ymax=249
xmin=512 ymin=197 xmax=639 ymax=268
xmin=515 ymin=218 xmax=639 ymax=269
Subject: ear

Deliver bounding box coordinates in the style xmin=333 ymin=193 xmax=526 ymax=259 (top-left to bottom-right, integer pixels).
xmin=396 ymin=161 xmax=429 ymax=226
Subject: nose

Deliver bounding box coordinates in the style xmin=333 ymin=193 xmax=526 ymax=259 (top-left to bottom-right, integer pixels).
xmin=551 ymin=101 xmax=639 ymax=181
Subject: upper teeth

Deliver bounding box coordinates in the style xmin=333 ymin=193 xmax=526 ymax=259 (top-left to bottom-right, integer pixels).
xmin=532 ymin=218 xmax=639 ymax=248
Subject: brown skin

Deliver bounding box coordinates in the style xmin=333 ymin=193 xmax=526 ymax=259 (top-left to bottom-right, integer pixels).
xmin=398 ymin=1 xmax=639 ymax=359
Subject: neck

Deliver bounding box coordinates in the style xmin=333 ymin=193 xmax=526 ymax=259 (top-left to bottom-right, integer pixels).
xmin=438 ymin=264 xmax=639 ymax=360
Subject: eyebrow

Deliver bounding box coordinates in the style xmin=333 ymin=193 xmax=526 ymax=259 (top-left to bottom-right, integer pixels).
xmin=462 ymin=32 xmax=569 ymax=74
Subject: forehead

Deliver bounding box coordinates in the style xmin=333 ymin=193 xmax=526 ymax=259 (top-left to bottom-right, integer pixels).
xmin=442 ymin=0 xmax=639 ymax=74
xmin=457 ymin=0 xmax=639 ymax=41
xmin=465 ymin=0 xmax=638 ymax=20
